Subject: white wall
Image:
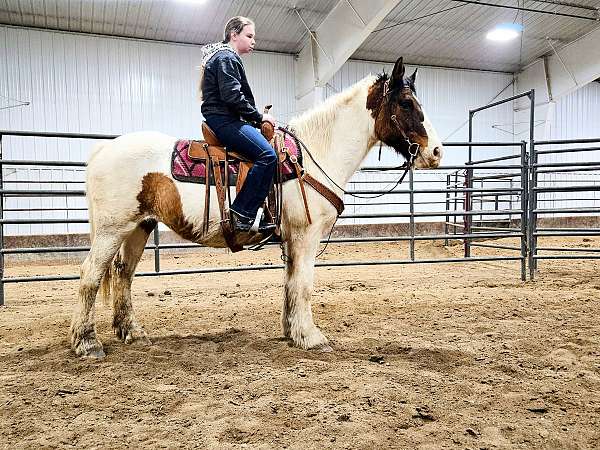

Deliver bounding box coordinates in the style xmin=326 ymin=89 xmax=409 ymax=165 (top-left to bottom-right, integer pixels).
xmin=3 ymin=25 xmax=598 ymax=235
xmin=533 ymin=82 xmax=600 ymax=215
xmin=0 ymin=25 xmax=295 ymax=235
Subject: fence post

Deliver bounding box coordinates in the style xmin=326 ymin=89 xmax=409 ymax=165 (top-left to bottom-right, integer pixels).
xmin=409 ymin=168 xmax=415 ymax=261
xmin=454 ymin=172 xmax=459 ymax=240
xmin=445 ymin=174 xmax=450 ymax=246
xmin=465 ymin=111 xmax=474 ymax=258
xmin=0 ymin=134 xmax=4 ymax=306
xmin=520 ymin=141 xmax=528 ymax=282
xmin=528 ymin=138 xmax=537 ymax=281
xmin=509 ymin=178 xmax=514 ymax=224
xmin=153 ymin=225 xmax=160 ymax=273
xmin=529 ymin=90 xmax=537 ymax=275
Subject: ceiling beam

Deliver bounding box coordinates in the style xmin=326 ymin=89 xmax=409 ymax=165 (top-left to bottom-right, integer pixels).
xmin=294 ymin=0 xmax=402 ymax=109
xmin=451 ymin=0 xmax=599 ymax=21
xmin=516 ymin=26 xmax=600 ymax=105
xmin=513 ymin=26 xmax=600 ymax=141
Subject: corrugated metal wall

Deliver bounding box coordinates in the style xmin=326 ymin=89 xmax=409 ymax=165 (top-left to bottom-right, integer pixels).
xmin=3 ymin=25 xmax=598 ymax=235
xmin=535 ymin=82 xmax=600 ymax=213
xmin=0 ymin=25 xmax=295 ymax=235
xmin=550 ymin=81 xmax=600 ymax=142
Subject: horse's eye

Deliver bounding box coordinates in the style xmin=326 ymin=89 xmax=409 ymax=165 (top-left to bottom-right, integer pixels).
xmin=399 ymin=99 xmax=413 ymax=110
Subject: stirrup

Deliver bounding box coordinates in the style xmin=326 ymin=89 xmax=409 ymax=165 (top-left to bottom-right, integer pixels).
xmin=229 ymin=210 xmax=253 ymax=233
xmin=230 ymin=209 xmax=276 ymax=234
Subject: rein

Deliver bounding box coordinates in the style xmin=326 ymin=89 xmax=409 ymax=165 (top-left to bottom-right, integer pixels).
xmin=281 ymin=118 xmax=420 ymax=201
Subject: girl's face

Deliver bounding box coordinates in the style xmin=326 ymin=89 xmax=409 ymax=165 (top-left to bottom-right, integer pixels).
xmin=231 ymin=24 xmax=256 ymax=55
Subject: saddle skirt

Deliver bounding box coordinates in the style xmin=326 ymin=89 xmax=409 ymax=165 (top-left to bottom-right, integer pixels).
xmin=171 ymin=130 xmax=302 ymax=186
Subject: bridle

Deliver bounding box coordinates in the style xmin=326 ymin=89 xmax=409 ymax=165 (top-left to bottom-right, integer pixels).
xmin=380 ymin=78 xmax=422 ymax=170
xmin=390 ymin=114 xmax=420 ymax=167
xmin=273 ymin=76 xmax=425 ymax=204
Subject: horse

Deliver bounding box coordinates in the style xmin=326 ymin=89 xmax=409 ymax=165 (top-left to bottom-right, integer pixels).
xmin=70 ymin=57 xmax=443 ymax=358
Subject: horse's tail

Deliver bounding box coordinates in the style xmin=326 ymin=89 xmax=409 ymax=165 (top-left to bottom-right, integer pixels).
xmin=86 ymin=141 xmax=113 ymax=306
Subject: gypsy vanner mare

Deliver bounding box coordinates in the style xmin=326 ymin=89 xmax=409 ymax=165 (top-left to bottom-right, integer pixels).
xmin=71 ymin=57 xmax=443 ymax=358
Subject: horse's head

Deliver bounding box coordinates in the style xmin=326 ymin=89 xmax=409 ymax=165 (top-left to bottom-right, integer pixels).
xmin=367 ymin=57 xmax=443 ymax=169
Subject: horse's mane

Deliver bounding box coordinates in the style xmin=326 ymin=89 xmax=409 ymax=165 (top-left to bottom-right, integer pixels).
xmin=375 ymin=72 xmax=389 ymax=84
xmin=289 ymin=75 xmax=376 ymax=153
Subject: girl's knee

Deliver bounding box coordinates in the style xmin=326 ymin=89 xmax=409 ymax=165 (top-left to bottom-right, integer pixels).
xmin=261 ymin=147 xmax=277 ymax=166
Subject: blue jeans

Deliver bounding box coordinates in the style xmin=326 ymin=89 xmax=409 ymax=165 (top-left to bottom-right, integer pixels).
xmin=204 ymin=115 xmax=277 ymax=218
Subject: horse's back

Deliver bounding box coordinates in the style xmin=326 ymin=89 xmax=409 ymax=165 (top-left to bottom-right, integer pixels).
xmin=88 ymin=131 xmax=175 ymax=172
xmin=91 ymin=131 xmax=175 ymax=159
xmin=86 ymin=131 xmax=177 ymax=213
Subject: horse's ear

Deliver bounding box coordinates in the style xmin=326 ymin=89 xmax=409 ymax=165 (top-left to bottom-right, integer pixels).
xmin=409 ymin=68 xmax=418 ymax=84
xmin=390 ymin=57 xmax=405 ymax=87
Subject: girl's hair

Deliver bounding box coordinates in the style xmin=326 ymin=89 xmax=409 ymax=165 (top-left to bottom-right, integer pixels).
xmin=222 ymin=16 xmax=254 ymax=43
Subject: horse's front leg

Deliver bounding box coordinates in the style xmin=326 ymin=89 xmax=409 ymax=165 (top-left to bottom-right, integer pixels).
xmin=282 ymin=230 xmax=331 ymax=351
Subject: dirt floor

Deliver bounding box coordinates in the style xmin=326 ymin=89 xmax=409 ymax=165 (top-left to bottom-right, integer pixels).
xmin=1 ymin=237 xmax=599 ymax=449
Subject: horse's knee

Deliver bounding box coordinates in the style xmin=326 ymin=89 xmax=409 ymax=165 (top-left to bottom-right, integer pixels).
xmin=77 ymin=275 xmax=101 ymax=303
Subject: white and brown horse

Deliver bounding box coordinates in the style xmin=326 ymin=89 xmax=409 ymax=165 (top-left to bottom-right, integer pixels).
xmin=71 ymin=57 xmax=443 ymax=358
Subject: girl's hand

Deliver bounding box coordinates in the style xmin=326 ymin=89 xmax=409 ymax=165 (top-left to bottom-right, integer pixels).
xmin=262 ymin=113 xmax=276 ymax=127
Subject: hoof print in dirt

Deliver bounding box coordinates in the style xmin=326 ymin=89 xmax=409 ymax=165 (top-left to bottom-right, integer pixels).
xmin=369 ymin=355 xmax=385 ymax=364
xmin=527 ymin=404 xmax=549 ymax=414
xmin=413 ymin=405 xmax=435 ymax=421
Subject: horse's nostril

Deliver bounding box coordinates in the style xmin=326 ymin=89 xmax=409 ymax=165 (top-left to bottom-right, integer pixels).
xmin=433 ymin=146 xmax=441 ymax=158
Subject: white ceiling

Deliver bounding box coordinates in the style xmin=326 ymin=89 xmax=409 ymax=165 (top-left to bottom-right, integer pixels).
xmin=1 ymin=0 xmax=599 ymax=72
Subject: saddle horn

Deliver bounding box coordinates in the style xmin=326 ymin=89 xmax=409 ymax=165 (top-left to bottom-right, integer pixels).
xmin=261 ymin=104 xmax=275 ymax=142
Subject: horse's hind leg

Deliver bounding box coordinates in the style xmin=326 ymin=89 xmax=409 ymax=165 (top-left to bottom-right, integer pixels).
xmin=282 ymin=231 xmax=331 ymax=351
xmin=111 ymin=219 xmax=156 ymax=345
xmin=70 ymin=223 xmax=137 ymax=358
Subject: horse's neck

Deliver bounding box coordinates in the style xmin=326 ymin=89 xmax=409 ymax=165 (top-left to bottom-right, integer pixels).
xmin=292 ymin=78 xmax=377 ymax=189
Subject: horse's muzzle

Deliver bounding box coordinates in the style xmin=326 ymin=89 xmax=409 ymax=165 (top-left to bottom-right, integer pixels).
xmin=414 ymin=145 xmax=442 ymax=169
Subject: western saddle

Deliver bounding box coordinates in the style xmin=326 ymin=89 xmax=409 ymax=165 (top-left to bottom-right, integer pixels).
xmin=189 ymin=121 xmax=344 ymax=252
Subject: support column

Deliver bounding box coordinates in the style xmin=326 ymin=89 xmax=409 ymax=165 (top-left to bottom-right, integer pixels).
xmin=294 ymin=0 xmax=402 ymax=110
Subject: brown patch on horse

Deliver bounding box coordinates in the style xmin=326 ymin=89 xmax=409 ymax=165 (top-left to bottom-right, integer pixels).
xmin=137 ymin=173 xmax=201 ymax=242
xmin=366 ymin=81 xmax=385 ymax=118
xmin=139 ymin=218 xmax=158 ymax=234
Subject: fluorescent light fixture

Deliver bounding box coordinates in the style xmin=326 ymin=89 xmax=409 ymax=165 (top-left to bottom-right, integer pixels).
xmin=486 ymin=23 xmax=523 ymax=42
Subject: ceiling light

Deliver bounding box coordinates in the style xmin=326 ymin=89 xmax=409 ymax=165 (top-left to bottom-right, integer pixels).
xmin=486 ymin=23 xmax=523 ymax=42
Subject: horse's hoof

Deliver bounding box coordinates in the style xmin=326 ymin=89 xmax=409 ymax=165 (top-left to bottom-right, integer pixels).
xmin=125 ymin=332 xmax=151 ymax=346
xmin=83 ymin=348 xmax=106 ymax=359
xmin=74 ymin=342 xmax=106 ymax=359
xmin=316 ymin=344 xmax=333 ymax=353
xmin=72 ymin=333 xmax=105 ymax=359
xmin=114 ymin=322 xmax=151 ymax=345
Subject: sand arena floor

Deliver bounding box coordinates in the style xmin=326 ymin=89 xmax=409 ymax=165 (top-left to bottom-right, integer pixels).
xmin=1 ymin=238 xmax=599 ymax=449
